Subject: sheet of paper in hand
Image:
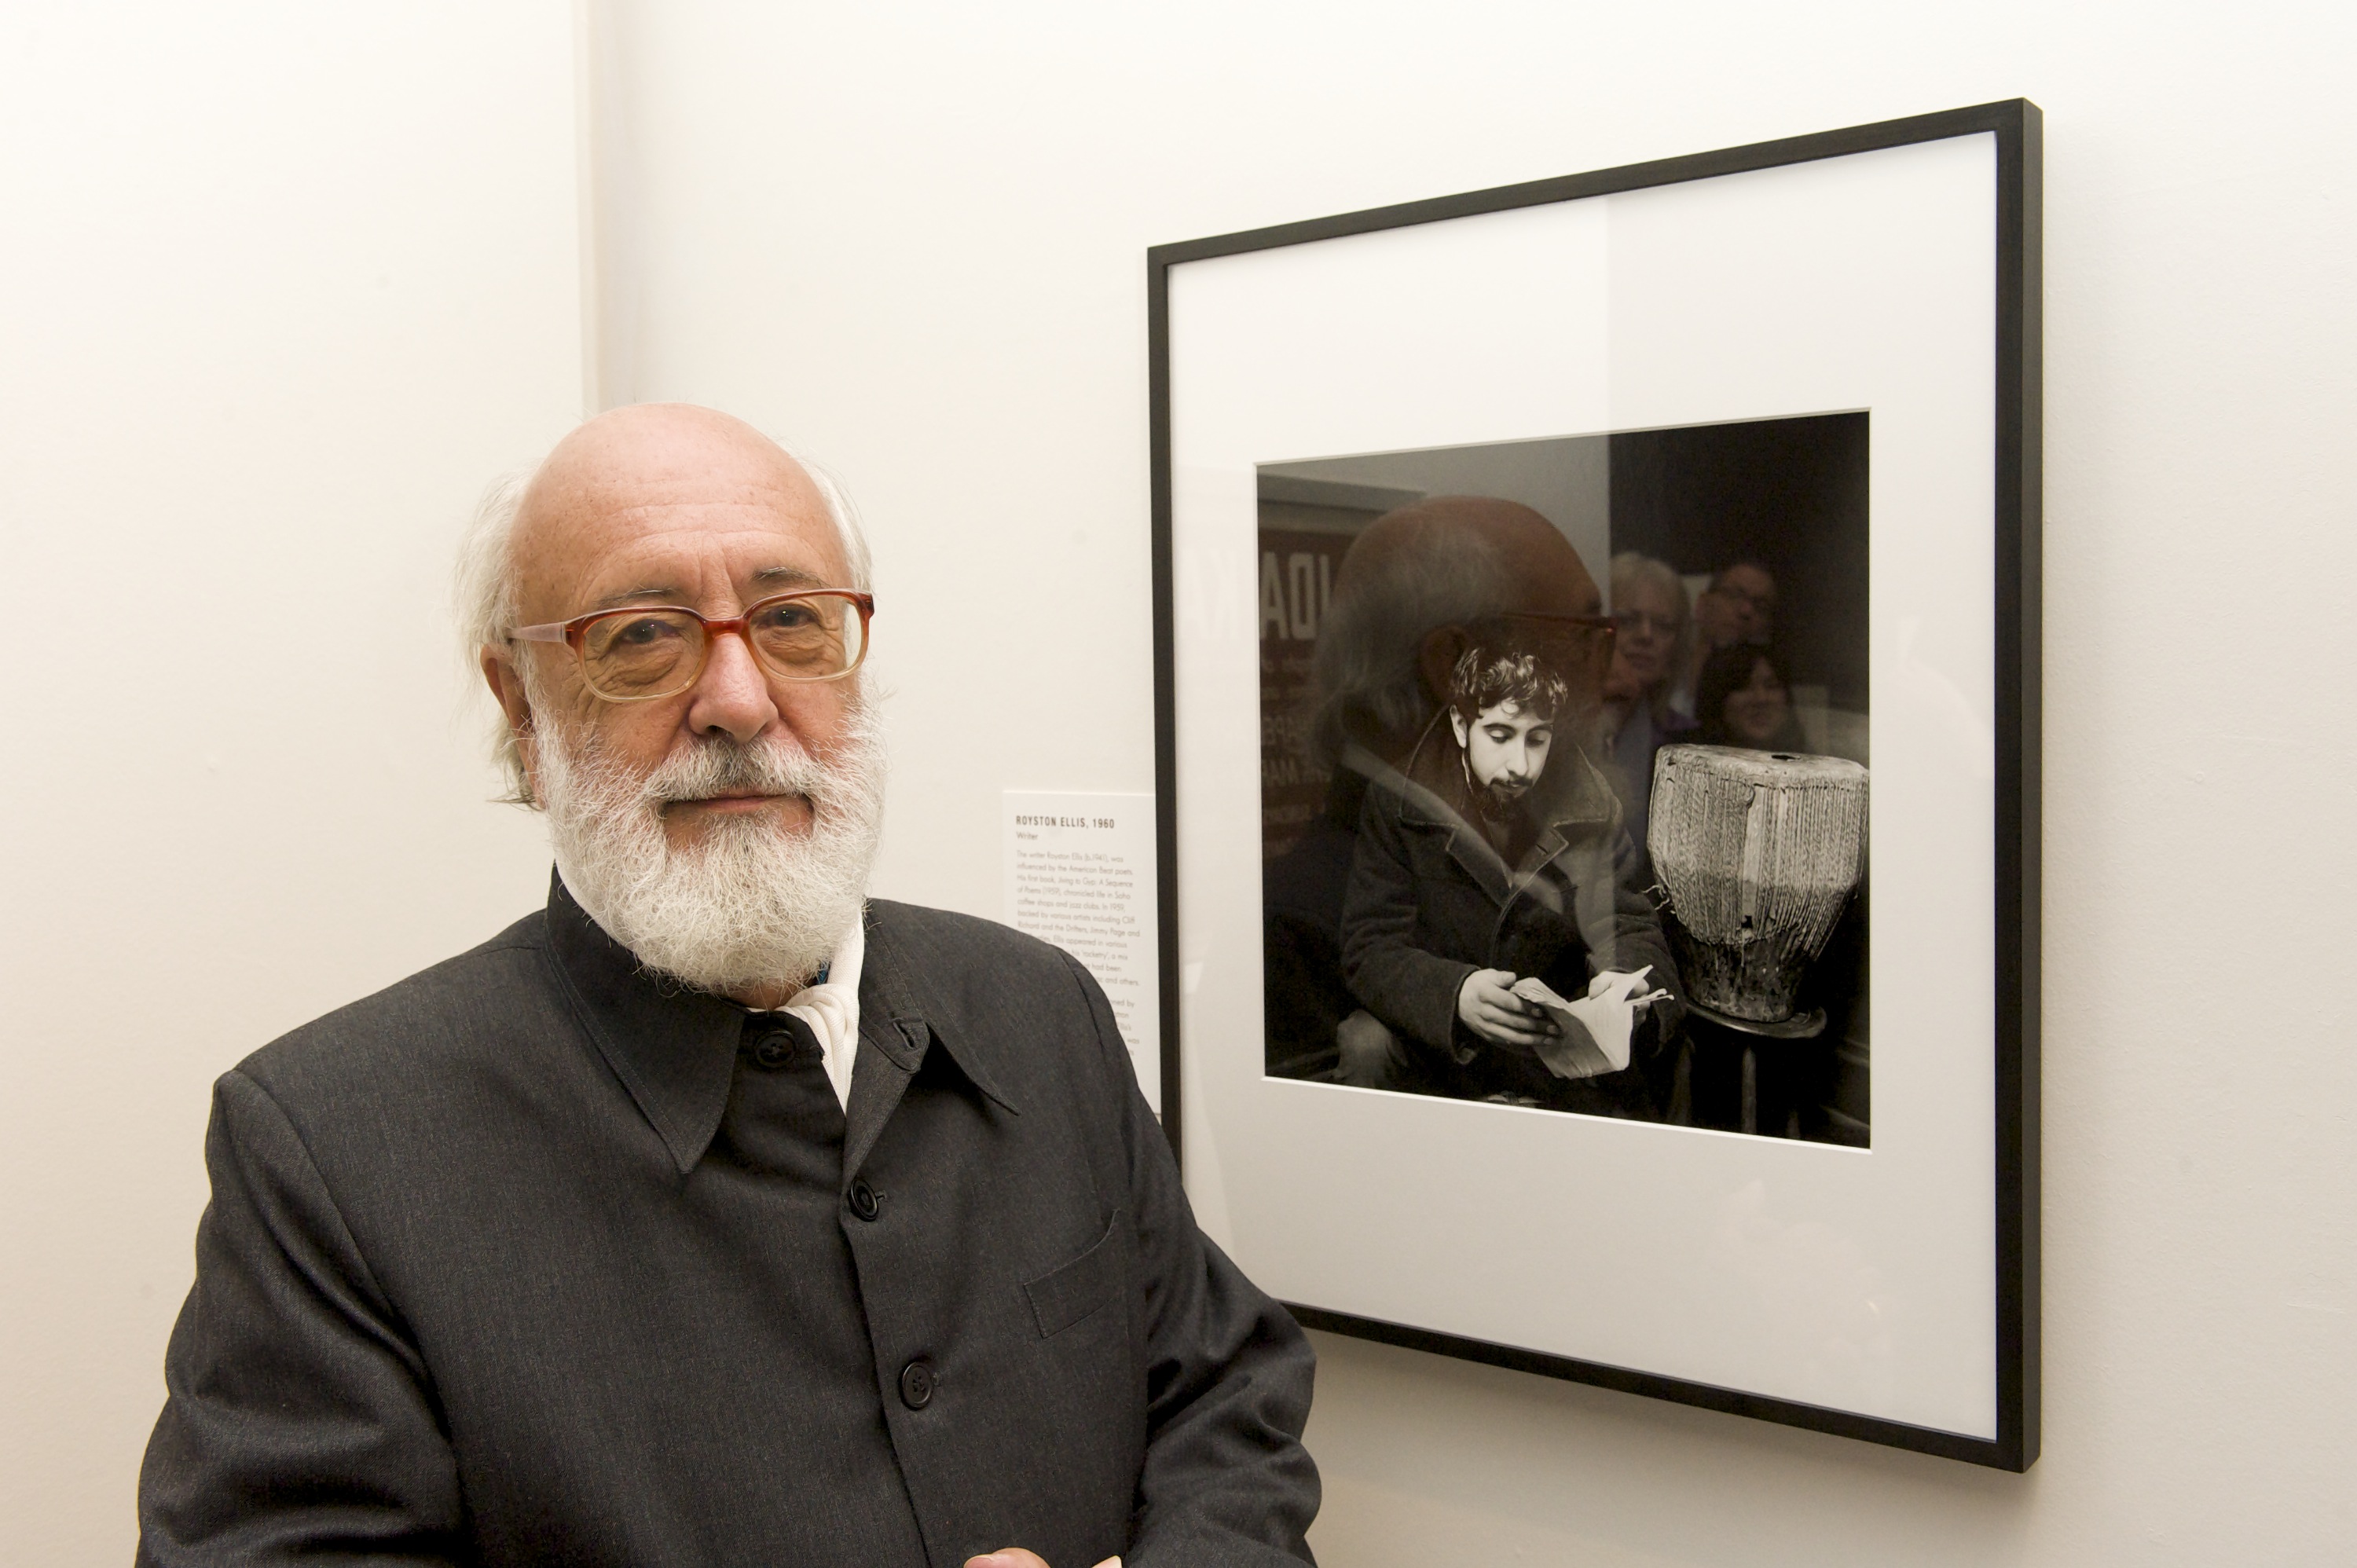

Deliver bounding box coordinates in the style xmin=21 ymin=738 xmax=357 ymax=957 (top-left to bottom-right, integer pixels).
xmin=1512 ymin=969 xmax=1671 ymax=1079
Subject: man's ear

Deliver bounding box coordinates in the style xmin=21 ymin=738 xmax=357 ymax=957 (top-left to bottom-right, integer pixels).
xmin=482 ymin=648 xmax=545 ymax=803
xmin=1449 ymin=708 xmax=1470 ymax=751
xmin=481 ymin=648 xmax=533 ymax=735
xmin=1418 ymin=625 xmax=1469 ymax=709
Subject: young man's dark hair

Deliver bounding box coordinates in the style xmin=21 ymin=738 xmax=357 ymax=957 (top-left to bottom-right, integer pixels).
xmin=1446 ymin=644 xmax=1570 ymax=726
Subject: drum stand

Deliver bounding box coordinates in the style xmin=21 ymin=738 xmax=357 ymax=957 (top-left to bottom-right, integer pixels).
xmin=1683 ymin=1002 xmax=1828 ymax=1137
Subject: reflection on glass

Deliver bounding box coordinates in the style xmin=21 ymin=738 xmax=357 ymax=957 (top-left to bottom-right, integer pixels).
xmin=1259 ymin=416 xmax=1872 ymax=1145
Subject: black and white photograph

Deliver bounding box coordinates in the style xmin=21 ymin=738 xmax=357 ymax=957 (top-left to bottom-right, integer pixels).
xmin=1257 ymin=416 xmax=1871 ymax=1144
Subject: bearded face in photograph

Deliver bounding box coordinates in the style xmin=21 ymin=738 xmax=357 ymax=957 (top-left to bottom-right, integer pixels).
xmin=1446 ymin=647 xmax=1569 ymax=822
xmin=1453 ymin=698 xmax=1555 ymax=816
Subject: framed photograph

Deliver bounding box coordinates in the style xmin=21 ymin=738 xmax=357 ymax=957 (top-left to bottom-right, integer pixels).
xmin=1148 ymin=101 xmax=2040 ymax=1467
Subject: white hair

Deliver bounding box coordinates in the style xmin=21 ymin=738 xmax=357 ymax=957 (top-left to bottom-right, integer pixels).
xmin=453 ymin=432 xmax=874 ymax=804
xmin=1608 ymin=549 xmax=1695 ymax=716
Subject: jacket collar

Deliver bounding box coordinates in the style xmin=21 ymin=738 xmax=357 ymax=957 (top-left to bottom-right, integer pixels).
xmin=841 ymin=906 xmax=1023 ymax=1179
xmin=542 ymin=874 xmax=1019 ymax=1178
xmin=544 ymin=874 xmax=745 ymax=1176
xmin=1345 ymin=717 xmax=1622 ymax=912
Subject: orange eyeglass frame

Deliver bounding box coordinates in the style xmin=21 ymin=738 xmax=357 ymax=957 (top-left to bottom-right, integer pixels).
xmin=511 ymin=589 xmax=877 ymax=701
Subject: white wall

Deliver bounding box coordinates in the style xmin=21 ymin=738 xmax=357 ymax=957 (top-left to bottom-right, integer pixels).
xmin=0 ymin=5 xmax=585 ymax=1563
xmin=591 ymin=1 xmax=2357 ymax=1563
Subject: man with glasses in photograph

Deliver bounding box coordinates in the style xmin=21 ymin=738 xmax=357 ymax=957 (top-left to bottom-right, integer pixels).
xmin=136 ymin=405 xmax=1318 ymax=1568
xmin=1599 ymin=551 xmax=1700 ymax=881
xmin=1676 ymin=558 xmax=1778 ymax=716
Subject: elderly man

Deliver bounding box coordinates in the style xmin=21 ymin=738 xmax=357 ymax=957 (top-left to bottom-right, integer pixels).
xmin=137 ymin=405 xmax=1318 ymax=1568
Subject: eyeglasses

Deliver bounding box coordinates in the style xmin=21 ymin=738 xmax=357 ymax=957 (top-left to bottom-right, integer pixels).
xmin=1488 ymin=611 xmax=1618 ymax=685
xmin=1611 ymin=610 xmax=1682 ymax=638
xmin=1497 ymin=610 xmax=1618 ymax=650
xmin=511 ymin=590 xmax=875 ymax=702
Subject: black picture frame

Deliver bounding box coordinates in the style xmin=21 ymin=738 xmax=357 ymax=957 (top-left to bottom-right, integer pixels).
xmin=1148 ymin=101 xmax=2040 ymax=1470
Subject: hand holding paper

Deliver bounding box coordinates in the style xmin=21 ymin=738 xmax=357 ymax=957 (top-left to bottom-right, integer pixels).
xmin=1512 ymin=966 xmax=1671 ymax=1079
xmin=1457 ymin=968 xmax=1561 ymax=1048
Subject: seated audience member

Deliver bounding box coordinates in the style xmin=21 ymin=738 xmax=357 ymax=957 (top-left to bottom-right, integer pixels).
xmin=1713 ymin=559 xmax=1777 ymax=646
xmin=1673 ymin=559 xmax=1777 ymax=715
xmin=1600 ymin=551 xmax=1699 ymax=876
xmin=137 ymin=405 xmax=1318 ymax=1568
xmin=1693 ymin=640 xmax=1809 ymax=753
xmin=1333 ymin=641 xmax=1684 ymax=1119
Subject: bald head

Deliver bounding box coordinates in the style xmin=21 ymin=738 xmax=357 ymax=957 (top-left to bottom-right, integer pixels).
xmin=508 ymin=405 xmax=859 ymax=630
xmin=1335 ymin=496 xmax=1600 ymax=621
xmin=1312 ymin=494 xmax=1606 ymax=764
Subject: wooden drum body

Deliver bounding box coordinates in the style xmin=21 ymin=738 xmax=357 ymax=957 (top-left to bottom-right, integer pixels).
xmin=1647 ymin=745 xmax=1868 ymax=1024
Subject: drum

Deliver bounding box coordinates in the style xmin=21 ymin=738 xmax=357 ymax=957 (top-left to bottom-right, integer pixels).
xmin=1647 ymin=745 xmax=1868 ymax=1024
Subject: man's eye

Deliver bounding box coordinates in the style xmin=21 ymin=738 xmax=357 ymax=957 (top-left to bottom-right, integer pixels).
xmin=613 ymin=616 xmax=684 ymax=646
xmin=755 ymin=604 xmax=818 ymax=631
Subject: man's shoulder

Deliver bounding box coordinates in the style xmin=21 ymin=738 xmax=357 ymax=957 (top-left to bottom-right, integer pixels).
xmin=865 ymin=898 xmax=1075 ymax=983
xmin=863 ymin=899 xmax=1108 ymax=1035
xmin=233 ymin=910 xmax=559 ymax=1108
xmin=863 ymin=899 xmax=1141 ymax=1126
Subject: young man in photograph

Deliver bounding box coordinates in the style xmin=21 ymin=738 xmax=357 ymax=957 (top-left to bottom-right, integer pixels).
xmin=1334 ymin=642 xmax=1684 ymax=1118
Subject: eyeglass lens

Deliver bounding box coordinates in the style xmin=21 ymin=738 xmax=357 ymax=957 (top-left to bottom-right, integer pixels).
xmin=577 ymin=595 xmax=867 ymax=699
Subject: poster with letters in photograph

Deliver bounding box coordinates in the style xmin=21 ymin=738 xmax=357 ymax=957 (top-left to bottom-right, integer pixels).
xmin=1149 ymin=101 xmax=2040 ymax=1467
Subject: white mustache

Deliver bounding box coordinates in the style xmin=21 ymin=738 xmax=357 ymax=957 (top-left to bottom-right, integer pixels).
xmin=640 ymin=733 xmax=828 ymax=808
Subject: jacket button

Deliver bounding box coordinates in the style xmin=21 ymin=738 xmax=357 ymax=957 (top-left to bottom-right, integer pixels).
xmin=849 ymin=1180 xmax=882 ymax=1222
xmin=750 ymin=1032 xmax=797 ymax=1070
xmin=898 ymin=1357 xmax=937 ymax=1410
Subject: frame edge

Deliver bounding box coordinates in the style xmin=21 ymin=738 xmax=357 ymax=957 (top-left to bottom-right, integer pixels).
xmin=1290 ymin=1303 xmax=2022 ymax=1469
xmin=1991 ymin=96 xmax=2045 ymax=1475
xmin=1147 ymin=249 xmax=1186 ymax=1168
xmin=1150 ymin=100 xmax=2043 ymax=268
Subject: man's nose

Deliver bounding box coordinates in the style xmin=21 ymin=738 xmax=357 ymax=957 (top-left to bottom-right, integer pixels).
xmin=684 ymin=628 xmax=780 ymax=745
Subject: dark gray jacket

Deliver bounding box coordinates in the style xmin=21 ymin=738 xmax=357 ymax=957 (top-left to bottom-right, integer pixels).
xmin=1339 ymin=724 xmax=1684 ymax=1117
xmin=138 ymin=878 xmax=1318 ymax=1566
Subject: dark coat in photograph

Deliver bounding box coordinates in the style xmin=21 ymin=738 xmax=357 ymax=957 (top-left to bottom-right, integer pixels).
xmin=1338 ymin=718 xmax=1684 ymax=1118
xmin=1260 ymin=763 xmax=1374 ymax=1081
xmin=137 ymin=878 xmax=1318 ymax=1568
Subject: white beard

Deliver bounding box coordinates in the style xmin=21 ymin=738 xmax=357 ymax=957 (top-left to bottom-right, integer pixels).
xmin=533 ymin=704 xmax=887 ymax=997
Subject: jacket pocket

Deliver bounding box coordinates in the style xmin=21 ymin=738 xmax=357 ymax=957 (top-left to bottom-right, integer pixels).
xmin=1022 ymin=1212 xmax=1121 ymax=1339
